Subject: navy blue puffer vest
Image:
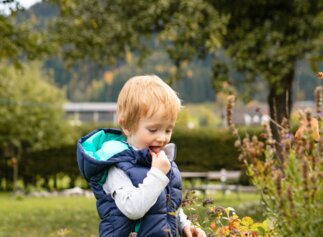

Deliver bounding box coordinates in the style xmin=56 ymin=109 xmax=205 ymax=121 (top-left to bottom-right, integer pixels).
xmin=77 ymin=128 xmax=182 ymax=237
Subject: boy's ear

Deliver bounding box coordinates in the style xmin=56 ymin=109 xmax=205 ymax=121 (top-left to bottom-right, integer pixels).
xmin=122 ymin=127 xmax=130 ymax=137
xmin=118 ymin=117 xmax=129 ymax=136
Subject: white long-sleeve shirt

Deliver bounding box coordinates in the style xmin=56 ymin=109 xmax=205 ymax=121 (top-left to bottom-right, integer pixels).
xmin=102 ymin=166 xmax=191 ymax=231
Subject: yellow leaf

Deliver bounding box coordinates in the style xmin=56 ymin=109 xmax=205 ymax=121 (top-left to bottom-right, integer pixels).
xmin=241 ymin=216 xmax=254 ymax=227
xmin=126 ymin=51 xmax=133 ymax=63
xmin=104 ymin=71 xmax=114 ymax=85
xmin=91 ymin=19 xmax=97 ymax=29
xmin=186 ymin=70 xmax=193 ymax=78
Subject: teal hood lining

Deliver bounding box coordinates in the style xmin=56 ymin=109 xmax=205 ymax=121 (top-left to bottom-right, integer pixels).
xmin=81 ymin=130 xmax=129 ymax=161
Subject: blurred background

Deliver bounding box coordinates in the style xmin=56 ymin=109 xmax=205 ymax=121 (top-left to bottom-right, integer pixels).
xmin=0 ymin=1 xmax=322 ymax=236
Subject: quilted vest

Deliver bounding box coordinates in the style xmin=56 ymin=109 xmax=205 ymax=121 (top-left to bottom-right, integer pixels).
xmin=77 ymin=128 xmax=182 ymax=237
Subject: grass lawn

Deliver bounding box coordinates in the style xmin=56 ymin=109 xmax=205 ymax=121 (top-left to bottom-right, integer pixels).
xmin=0 ymin=193 xmax=99 ymax=237
xmin=0 ymin=191 xmax=263 ymax=237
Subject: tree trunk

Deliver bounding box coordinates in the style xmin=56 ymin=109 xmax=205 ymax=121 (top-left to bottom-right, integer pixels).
xmin=43 ymin=176 xmax=50 ymax=190
xmin=12 ymin=157 xmax=18 ymax=192
xmin=53 ymin=174 xmax=57 ymax=190
xmin=69 ymin=175 xmax=76 ymax=188
xmin=268 ymin=70 xmax=294 ymax=145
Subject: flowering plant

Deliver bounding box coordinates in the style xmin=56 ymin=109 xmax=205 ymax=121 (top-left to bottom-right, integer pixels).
xmin=224 ymin=72 xmax=323 ymax=237
xmin=182 ymin=191 xmax=274 ymax=237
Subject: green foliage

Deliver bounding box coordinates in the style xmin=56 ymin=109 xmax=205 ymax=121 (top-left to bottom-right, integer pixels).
xmin=49 ymin=0 xmax=323 ymax=142
xmin=0 ymin=125 xmax=263 ymax=191
xmin=177 ymin=103 xmax=222 ymax=129
xmin=0 ymin=3 xmax=50 ymax=66
xmin=182 ymin=191 xmax=274 ymax=236
xmin=21 ymin=145 xmax=79 ymax=189
xmin=172 ymin=127 xmax=263 ymax=171
xmin=9 ymin=1 xmax=322 ymax=105
xmin=0 ymin=62 xmax=73 ymax=153
xmin=213 ymin=1 xmax=323 ymax=140
xmin=228 ymin=99 xmax=323 ymax=236
xmin=214 ymin=0 xmax=323 ymax=85
xmin=49 ymin=0 xmax=227 ymax=68
xmin=174 ymin=128 xmax=240 ymax=171
xmin=49 ymin=0 xmax=323 ymax=92
xmin=244 ymin=147 xmax=323 ymax=236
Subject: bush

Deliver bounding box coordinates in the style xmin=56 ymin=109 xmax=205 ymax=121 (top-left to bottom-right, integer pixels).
xmin=226 ymin=90 xmax=323 ymax=237
xmin=182 ymin=191 xmax=273 ymax=236
xmin=6 ymin=125 xmax=263 ymax=190
xmin=173 ymin=127 xmax=262 ymax=171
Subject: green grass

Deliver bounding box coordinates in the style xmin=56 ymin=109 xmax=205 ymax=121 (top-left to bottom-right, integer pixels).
xmin=0 ymin=191 xmax=263 ymax=237
xmin=0 ymin=193 xmax=99 ymax=237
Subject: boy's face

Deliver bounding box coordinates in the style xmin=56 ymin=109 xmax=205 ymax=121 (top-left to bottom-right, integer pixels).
xmin=124 ymin=107 xmax=176 ymax=154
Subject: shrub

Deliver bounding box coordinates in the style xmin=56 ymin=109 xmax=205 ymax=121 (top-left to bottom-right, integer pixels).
xmin=173 ymin=127 xmax=263 ymax=171
xmin=225 ymin=72 xmax=323 ymax=237
xmin=182 ymin=191 xmax=274 ymax=236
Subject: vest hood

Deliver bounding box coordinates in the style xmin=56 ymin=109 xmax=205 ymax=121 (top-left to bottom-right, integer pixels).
xmin=77 ymin=128 xmax=130 ymax=181
xmin=76 ymin=128 xmax=177 ymax=182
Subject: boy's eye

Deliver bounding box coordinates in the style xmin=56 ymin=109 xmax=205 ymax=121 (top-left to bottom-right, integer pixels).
xmin=148 ymin=129 xmax=157 ymax=133
xmin=166 ymin=129 xmax=172 ymax=134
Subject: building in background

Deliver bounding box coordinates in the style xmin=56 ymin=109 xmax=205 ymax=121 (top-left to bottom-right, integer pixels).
xmin=229 ymin=101 xmax=316 ymax=126
xmin=64 ymin=102 xmax=117 ymax=126
xmin=229 ymin=103 xmax=269 ymax=126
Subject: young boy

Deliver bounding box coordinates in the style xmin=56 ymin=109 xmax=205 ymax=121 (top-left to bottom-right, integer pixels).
xmin=77 ymin=75 xmax=205 ymax=237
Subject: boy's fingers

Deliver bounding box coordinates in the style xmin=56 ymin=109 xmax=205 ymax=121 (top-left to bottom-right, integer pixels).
xmin=197 ymin=229 xmax=206 ymax=237
xmin=183 ymin=226 xmax=192 ymax=237
xmin=158 ymin=150 xmax=166 ymax=156
xmin=150 ymin=151 xmax=157 ymax=158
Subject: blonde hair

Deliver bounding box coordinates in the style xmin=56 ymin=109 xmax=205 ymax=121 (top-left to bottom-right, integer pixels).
xmin=117 ymin=75 xmax=182 ymax=132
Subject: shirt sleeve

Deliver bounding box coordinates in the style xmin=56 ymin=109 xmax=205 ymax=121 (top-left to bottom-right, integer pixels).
xmin=103 ymin=166 xmax=169 ymax=220
xmin=178 ymin=207 xmax=191 ymax=231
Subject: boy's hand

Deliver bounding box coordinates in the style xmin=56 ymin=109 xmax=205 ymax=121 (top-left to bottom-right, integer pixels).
xmin=151 ymin=150 xmax=171 ymax=174
xmin=183 ymin=225 xmax=206 ymax=237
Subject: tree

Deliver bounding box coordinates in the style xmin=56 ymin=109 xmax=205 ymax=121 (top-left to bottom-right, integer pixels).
xmin=49 ymin=0 xmax=227 ymax=67
xmin=0 ymin=61 xmax=73 ymax=190
xmin=212 ymin=0 xmax=323 ymax=141
xmin=50 ymin=0 xmax=323 ymax=141
xmin=0 ymin=0 xmax=50 ymax=66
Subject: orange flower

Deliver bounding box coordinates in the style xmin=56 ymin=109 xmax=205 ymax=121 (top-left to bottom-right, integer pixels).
xmin=317 ymin=72 xmax=323 ymax=79
xmin=252 ymin=231 xmax=258 ymax=237
xmin=229 ymin=218 xmax=240 ymax=230
xmin=218 ymin=226 xmax=230 ymax=235
xmin=295 ymin=117 xmax=320 ymax=141
xmin=210 ymin=222 xmax=216 ymax=230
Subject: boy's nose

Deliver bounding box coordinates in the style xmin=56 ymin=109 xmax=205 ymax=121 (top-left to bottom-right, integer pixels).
xmin=156 ymin=133 xmax=167 ymax=143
